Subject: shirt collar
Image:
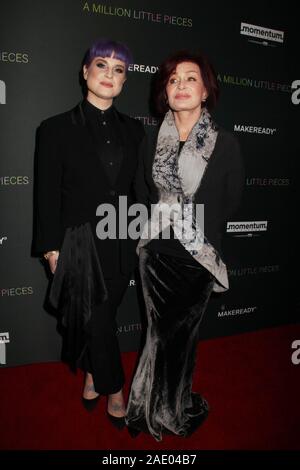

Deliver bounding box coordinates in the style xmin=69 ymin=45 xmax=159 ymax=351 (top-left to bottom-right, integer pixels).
xmin=83 ymin=99 xmax=115 ymax=121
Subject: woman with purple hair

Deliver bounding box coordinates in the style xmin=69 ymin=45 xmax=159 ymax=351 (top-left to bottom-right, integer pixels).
xmin=34 ymin=39 xmax=144 ymax=429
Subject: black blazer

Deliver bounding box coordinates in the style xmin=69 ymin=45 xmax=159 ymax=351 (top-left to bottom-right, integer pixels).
xmin=34 ymin=102 xmax=145 ymax=276
xmin=134 ymin=127 xmax=245 ymax=259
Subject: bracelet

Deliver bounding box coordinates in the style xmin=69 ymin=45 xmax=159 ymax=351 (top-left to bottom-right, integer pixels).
xmin=44 ymin=250 xmax=59 ymax=260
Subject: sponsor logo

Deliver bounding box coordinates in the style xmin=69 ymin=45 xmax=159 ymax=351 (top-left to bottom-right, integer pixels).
xmin=291 ymin=340 xmax=300 ymax=365
xmin=134 ymin=116 xmax=159 ymax=126
xmin=218 ymin=305 xmax=257 ymax=318
xmin=228 ymin=265 xmax=280 ymax=277
xmin=227 ymin=221 xmax=268 ymax=237
xmin=291 ymin=80 xmax=300 ymax=105
xmin=0 ymin=287 xmax=34 ymax=297
xmin=240 ymin=22 xmax=284 ymax=46
xmin=246 ymin=177 xmax=290 ymax=187
xmin=234 ymin=124 xmax=276 ymax=135
xmin=117 ymin=323 xmax=142 ymax=334
xmin=0 ymin=80 xmax=6 ymax=104
xmin=128 ymin=64 xmax=158 ymax=74
xmin=82 ymin=2 xmax=192 ymax=27
xmin=0 ymin=176 xmax=30 ymax=186
xmin=0 ymin=51 xmax=29 ymax=63
xmin=218 ymin=74 xmax=290 ymax=93
xmin=0 ymin=332 xmax=10 ymax=365
xmin=0 ymin=236 xmax=8 ymax=246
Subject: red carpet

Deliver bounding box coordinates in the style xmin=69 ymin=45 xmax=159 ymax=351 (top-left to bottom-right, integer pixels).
xmin=0 ymin=323 xmax=299 ymax=450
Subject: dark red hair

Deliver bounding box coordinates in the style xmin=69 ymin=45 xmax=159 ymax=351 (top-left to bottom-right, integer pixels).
xmin=154 ymin=50 xmax=219 ymax=116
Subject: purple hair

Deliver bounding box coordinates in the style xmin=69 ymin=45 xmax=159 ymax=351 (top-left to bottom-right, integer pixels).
xmin=83 ymin=38 xmax=133 ymax=70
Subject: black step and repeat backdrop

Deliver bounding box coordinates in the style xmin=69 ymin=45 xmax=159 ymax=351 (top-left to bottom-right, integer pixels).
xmin=1 ymin=1 xmax=299 ymax=366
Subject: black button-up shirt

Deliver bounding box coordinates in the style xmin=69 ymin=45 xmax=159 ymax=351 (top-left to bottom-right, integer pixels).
xmin=82 ymin=99 xmax=124 ymax=186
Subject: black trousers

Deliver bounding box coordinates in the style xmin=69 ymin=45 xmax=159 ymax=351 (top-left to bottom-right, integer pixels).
xmin=79 ymin=274 xmax=130 ymax=395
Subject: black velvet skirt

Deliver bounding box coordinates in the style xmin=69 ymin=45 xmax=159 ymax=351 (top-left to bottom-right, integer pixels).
xmin=126 ymin=237 xmax=215 ymax=441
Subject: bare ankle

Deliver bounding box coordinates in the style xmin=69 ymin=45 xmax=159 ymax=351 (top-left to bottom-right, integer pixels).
xmin=85 ymin=372 xmax=94 ymax=386
xmin=83 ymin=373 xmax=99 ymax=399
xmin=108 ymin=389 xmax=124 ymax=401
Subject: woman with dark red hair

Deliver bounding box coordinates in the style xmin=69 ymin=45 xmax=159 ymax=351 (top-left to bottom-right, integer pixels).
xmin=126 ymin=50 xmax=244 ymax=440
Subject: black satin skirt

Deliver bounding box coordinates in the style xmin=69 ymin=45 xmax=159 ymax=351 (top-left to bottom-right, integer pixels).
xmin=126 ymin=238 xmax=215 ymax=441
xmin=49 ymin=223 xmax=107 ymax=368
xmin=49 ymin=222 xmax=128 ymax=394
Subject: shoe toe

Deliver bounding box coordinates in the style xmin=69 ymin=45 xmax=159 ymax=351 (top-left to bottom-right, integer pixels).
xmin=107 ymin=412 xmax=126 ymax=430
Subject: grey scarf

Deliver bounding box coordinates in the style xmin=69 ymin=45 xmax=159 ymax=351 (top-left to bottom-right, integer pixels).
xmin=139 ymin=108 xmax=229 ymax=293
xmin=153 ymin=107 xmax=218 ymax=197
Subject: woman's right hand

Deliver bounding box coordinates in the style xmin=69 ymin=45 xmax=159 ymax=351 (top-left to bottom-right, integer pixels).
xmin=46 ymin=251 xmax=60 ymax=274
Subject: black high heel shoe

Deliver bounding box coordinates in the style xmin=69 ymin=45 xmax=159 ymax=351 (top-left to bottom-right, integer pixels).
xmin=107 ymin=412 xmax=126 ymax=430
xmin=81 ymin=394 xmax=100 ymax=412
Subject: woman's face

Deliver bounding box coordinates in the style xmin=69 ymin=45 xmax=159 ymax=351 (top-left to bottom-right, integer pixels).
xmin=83 ymin=54 xmax=126 ymax=104
xmin=166 ymin=61 xmax=207 ymax=113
